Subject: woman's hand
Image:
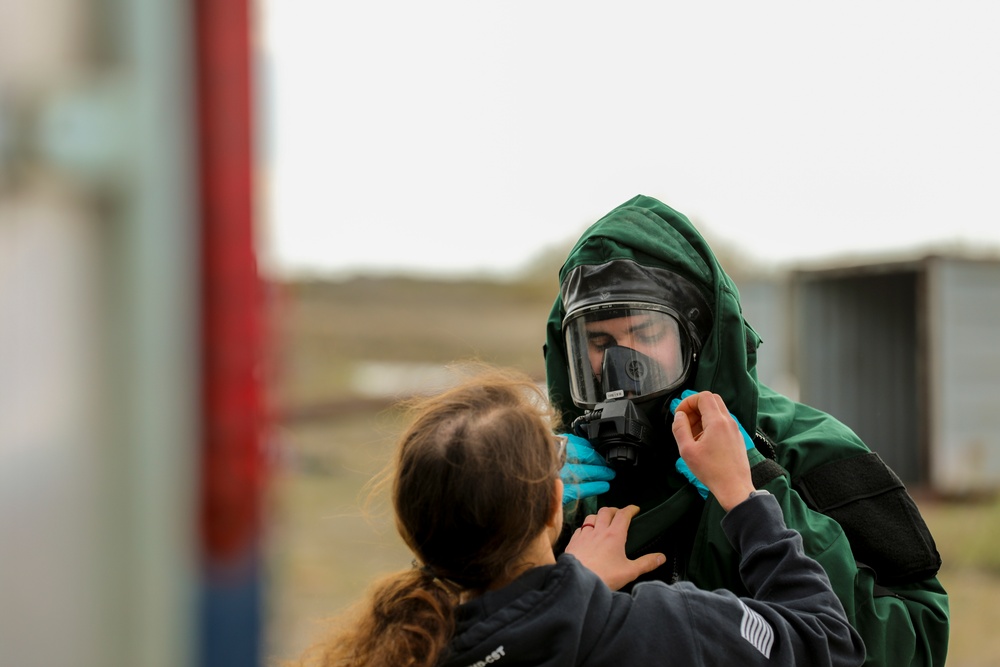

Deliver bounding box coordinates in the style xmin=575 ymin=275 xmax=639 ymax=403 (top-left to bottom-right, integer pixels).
xmin=671 ymin=391 xmax=756 ymax=511
xmin=564 ymin=505 xmax=665 ymax=590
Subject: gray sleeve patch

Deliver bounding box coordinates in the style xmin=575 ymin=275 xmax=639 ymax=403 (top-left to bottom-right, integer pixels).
xmin=739 ymin=600 xmax=774 ymax=658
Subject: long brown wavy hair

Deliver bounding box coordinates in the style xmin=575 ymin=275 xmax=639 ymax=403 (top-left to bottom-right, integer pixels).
xmin=286 ymin=366 xmax=563 ymax=667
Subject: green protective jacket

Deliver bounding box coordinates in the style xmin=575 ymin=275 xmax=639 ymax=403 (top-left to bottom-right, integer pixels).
xmin=544 ymin=195 xmax=949 ymax=667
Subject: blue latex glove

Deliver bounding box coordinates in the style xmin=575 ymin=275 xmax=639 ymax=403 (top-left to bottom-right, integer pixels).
xmin=669 ymin=390 xmax=754 ymax=499
xmin=560 ymin=433 xmax=616 ymax=505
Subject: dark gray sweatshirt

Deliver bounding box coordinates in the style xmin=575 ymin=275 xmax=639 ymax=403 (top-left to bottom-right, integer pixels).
xmin=440 ymin=494 xmax=865 ymax=667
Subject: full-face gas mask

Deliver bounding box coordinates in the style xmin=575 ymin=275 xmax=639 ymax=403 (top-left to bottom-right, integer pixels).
xmin=561 ymin=260 xmax=711 ymax=467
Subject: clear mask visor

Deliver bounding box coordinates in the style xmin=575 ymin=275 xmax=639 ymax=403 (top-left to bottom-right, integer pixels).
xmin=564 ymin=304 xmax=691 ymax=408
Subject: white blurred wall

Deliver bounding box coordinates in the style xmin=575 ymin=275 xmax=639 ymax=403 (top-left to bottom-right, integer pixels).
xmin=0 ymin=1 xmax=199 ymax=665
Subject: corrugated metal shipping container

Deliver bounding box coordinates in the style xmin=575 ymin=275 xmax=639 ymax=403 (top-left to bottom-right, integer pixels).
xmin=793 ymin=256 xmax=1000 ymax=495
xmin=926 ymin=257 xmax=1000 ymax=495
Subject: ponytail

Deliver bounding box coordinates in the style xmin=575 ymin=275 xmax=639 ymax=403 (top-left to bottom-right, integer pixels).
xmin=288 ymin=567 xmax=460 ymax=667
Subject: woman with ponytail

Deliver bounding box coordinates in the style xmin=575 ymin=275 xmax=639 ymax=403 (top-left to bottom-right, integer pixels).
xmin=288 ymin=367 xmax=864 ymax=667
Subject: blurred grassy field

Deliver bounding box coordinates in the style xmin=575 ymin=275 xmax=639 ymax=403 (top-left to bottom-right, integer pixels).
xmin=270 ymin=276 xmax=555 ymax=408
xmin=265 ymin=276 xmax=1000 ymax=667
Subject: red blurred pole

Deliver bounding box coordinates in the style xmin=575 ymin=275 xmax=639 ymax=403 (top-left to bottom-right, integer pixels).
xmin=194 ymin=0 xmax=264 ymax=565
xmin=192 ymin=0 xmax=266 ymax=662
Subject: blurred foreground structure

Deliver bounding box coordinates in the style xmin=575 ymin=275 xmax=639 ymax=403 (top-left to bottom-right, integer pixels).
xmin=0 ymin=2 xmax=268 ymax=666
xmin=742 ymin=254 xmax=1000 ymax=497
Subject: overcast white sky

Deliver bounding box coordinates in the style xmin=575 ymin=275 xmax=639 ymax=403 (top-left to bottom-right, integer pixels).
xmin=258 ymin=1 xmax=1000 ymax=279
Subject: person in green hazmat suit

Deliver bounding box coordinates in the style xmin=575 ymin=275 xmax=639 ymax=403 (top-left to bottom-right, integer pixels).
xmin=544 ymin=195 xmax=949 ymax=667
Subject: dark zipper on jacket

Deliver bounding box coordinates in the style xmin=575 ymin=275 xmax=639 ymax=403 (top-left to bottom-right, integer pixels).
xmin=753 ymin=431 xmax=777 ymax=460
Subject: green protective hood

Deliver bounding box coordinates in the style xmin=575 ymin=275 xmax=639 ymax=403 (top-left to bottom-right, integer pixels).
xmin=544 ymin=194 xmax=762 ymax=432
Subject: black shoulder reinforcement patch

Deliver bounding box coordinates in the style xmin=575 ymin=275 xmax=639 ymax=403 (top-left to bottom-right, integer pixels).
xmin=751 ymin=458 xmax=786 ymax=489
xmin=795 ymin=452 xmax=942 ymax=585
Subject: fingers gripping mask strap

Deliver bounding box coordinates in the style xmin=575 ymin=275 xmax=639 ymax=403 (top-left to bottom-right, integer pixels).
xmin=795 ymin=452 xmax=942 ymax=585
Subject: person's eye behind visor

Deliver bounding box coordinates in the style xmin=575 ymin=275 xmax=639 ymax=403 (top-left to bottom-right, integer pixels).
xmin=563 ymin=304 xmax=692 ymax=408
